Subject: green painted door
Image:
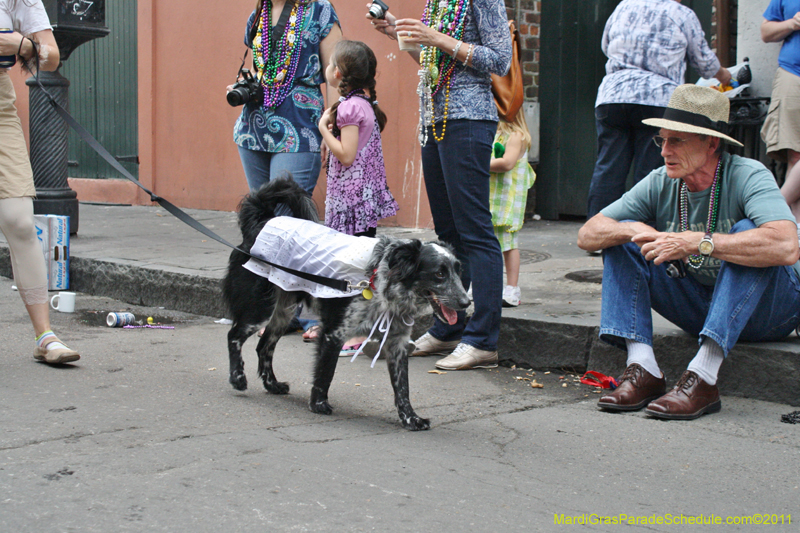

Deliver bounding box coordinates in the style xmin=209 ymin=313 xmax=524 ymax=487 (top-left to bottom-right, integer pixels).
xmin=538 ymin=0 xmax=713 ymax=219
xmin=61 ymin=0 xmax=138 ymax=180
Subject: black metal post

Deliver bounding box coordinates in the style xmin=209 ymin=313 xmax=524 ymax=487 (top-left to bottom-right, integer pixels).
xmin=29 ymin=0 xmax=109 ymax=234
xmin=27 ymin=70 xmax=78 ymax=231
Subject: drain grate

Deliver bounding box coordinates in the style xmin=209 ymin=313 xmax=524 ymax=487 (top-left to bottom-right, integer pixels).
xmin=520 ymin=250 xmax=551 ymax=265
xmin=565 ymin=270 xmax=603 ymax=284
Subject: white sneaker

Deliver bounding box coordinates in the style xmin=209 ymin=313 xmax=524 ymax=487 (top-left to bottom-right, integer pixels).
xmin=411 ymin=332 xmax=460 ymax=356
xmin=435 ymin=343 xmax=498 ymax=370
xmin=502 ymin=285 xmax=521 ymax=307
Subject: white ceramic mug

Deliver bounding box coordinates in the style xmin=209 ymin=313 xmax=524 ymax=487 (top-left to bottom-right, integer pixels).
xmin=50 ymin=291 xmax=76 ymax=313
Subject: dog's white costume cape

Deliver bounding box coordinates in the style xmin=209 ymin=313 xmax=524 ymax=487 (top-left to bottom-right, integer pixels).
xmin=243 ymin=217 xmax=376 ymax=298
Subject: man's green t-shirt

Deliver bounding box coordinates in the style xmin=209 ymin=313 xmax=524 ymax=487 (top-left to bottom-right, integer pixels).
xmin=601 ymin=153 xmax=799 ymax=286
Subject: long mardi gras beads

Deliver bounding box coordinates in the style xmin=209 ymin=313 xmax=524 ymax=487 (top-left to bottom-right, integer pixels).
xmin=680 ymin=158 xmax=722 ymax=269
xmin=417 ymin=0 xmax=470 ymax=144
xmin=252 ymin=0 xmax=309 ymax=109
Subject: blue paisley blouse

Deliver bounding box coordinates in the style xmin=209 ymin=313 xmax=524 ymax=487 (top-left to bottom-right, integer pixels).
xmin=233 ymin=0 xmax=339 ymax=153
xmin=429 ymin=0 xmax=512 ymax=123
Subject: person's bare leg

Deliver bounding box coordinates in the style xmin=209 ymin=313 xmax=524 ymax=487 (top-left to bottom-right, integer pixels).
xmin=503 ymin=249 xmax=521 ymax=286
xmin=25 ymin=302 xmax=51 ymax=337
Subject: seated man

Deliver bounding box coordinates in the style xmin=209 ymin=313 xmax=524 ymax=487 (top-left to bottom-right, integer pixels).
xmin=577 ymin=84 xmax=800 ymax=420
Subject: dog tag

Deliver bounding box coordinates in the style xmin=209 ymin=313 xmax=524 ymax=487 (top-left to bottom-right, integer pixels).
xmin=362 ymin=288 xmax=373 ymax=300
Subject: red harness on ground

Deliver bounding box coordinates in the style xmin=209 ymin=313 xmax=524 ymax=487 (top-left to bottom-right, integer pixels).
xmin=580 ymin=371 xmax=618 ymax=390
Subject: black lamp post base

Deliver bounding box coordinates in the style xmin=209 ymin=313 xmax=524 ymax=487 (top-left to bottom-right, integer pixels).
xmin=33 ymin=192 xmax=79 ymax=234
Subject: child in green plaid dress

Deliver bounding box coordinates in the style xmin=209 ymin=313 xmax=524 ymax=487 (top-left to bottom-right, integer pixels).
xmin=489 ymin=109 xmax=536 ymax=307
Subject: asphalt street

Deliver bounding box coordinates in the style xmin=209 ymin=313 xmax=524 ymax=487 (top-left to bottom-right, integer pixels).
xmin=1 ymin=277 xmax=798 ymax=532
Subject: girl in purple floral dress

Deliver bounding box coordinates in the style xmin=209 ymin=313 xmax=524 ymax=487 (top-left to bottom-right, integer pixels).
xmin=318 ymin=40 xmax=398 ymax=238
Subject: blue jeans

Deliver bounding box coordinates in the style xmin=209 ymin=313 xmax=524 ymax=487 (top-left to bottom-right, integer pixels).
xmin=421 ymin=119 xmax=503 ymax=351
xmin=237 ymin=147 xmax=322 ymax=195
xmin=586 ymin=104 xmax=665 ymax=218
xmin=600 ymin=220 xmax=800 ymax=356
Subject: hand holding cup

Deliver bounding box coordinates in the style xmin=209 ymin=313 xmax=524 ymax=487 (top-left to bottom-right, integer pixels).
xmin=394 ymin=19 xmax=436 ymax=49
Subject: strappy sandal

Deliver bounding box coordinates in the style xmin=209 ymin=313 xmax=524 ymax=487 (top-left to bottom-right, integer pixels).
xmin=33 ymin=337 xmax=80 ymax=364
xmin=339 ymin=342 xmax=362 ymax=357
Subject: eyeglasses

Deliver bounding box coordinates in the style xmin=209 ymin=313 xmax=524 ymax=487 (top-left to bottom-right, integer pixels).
xmin=652 ymin=135 xmax=695 ymax=148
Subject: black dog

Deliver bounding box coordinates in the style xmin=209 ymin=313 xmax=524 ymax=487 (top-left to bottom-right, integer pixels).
xmin=222 ymin=178 xmax=470 ymax=430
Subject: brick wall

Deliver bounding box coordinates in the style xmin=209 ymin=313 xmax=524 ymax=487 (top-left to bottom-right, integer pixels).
xmin=506 ymin=0 xmax=541 ymax=100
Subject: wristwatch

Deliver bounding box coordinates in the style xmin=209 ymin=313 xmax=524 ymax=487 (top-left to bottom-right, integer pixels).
xmin=698 ymin=232 xmax=714 ymax=256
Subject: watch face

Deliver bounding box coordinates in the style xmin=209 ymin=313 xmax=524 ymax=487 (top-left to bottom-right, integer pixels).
xmin=698 ymin=239 xmax=714 ymax=256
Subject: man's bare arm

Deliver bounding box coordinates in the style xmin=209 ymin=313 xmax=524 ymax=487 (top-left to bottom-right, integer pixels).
xmin=577 ymin=214 xmax=657 ymax=252
xmin=635 ymin=220 xmax=800 ymax=268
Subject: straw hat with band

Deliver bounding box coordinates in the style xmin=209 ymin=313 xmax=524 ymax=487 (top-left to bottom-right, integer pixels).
xmin=643 ymin=84 xmax=743 ymax=147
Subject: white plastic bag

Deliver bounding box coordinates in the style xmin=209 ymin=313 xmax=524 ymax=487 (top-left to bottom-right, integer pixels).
xmin=696 ymin=61 xmax=751 ymax=99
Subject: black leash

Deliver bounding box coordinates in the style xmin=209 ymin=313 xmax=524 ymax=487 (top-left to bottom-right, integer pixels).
xmin=26 ymin=64 xmax=350 ymax=292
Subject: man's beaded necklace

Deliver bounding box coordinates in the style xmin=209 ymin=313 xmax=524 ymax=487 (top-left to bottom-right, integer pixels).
xmin=252 ymin=0 xmax=308 ymax=109
xmin=416 ymin=0 xmax=470 ymax=145
xmin=680 ymin=158 xmax=722 ymax=269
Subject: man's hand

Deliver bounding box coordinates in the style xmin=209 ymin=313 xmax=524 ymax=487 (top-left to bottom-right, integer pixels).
xmin=634 ymin=231 xmax=704 ymax=265
xmin=790 ymin=11 xmax=800 ymax=32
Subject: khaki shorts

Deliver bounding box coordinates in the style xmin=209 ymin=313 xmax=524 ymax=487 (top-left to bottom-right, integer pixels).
xmin=761 ymin=67 xmax=800 ymax=163
xmin=0 ymin=70 xmax=36 ymax=199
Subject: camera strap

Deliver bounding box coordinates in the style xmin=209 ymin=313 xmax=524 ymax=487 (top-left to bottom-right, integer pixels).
xmin=27 ymin=70 xmax=351 ymax=293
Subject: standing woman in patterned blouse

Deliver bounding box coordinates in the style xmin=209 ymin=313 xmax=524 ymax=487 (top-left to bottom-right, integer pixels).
xmin=368 ymin=0 xmax=512 ymax=371
xmin=229 ymin=0 xmax=342 ymax=195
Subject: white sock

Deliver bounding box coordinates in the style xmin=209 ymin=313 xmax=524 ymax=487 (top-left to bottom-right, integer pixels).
xmin=625 ymin=339 xmax=662 ymax=378
xmin=687 ymin=338 xmax=724 ymax=385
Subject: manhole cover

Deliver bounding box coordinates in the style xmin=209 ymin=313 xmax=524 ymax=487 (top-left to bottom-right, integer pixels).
xmin=565 ymin=269 xmax=603 ymax=284
xmin=520 ymin=250 xmax=551 ymax=265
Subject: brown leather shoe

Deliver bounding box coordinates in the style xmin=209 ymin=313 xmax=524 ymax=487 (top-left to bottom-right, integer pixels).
xmin=645 ymin=370 xmax=721 ymax=420
xmin=597 ymin=363 xmax=666 ymax=412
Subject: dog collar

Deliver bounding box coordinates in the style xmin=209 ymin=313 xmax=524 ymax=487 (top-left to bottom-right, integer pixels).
xmin=362 ymin=269 xmax=378 ymax=300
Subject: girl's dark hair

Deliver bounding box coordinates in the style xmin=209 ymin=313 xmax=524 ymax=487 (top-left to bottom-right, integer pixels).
xmin=328 ymin=40 xmax=387 ymax=136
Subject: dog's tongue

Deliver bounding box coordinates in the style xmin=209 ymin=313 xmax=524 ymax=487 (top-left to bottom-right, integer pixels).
xmin=441 ymin=303 xmax=458 ymax=325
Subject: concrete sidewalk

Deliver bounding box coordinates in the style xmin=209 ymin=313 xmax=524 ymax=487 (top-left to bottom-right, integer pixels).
xmin=2 ymin=202 xmax=799 ymax=406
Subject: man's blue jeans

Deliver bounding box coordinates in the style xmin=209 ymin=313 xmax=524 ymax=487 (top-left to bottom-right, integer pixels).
xmin=586 ymin=104 xmax=665 ymax=218
xmin=600 ymin=219 xmax=800 ymax=356
xmin=420 ymin=119 xmax=503 ymax=351
xmin=238 ymin=147 xmax=322 ymax=195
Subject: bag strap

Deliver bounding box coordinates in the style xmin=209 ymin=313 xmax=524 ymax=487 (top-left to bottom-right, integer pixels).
xmin=246 ymin=1 xmax=296 ymax=50
xmin=272 ymin=0 xmax=295 ymax=44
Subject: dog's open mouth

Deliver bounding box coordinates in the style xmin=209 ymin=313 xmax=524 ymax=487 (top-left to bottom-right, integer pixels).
xmin=429 ymin=293 xmax=458 ymax=325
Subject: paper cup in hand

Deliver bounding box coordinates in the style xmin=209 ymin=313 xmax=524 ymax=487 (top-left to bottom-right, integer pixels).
xmin=398 ymin=33 xmax=420 ymax=52
xmin=50 ymin=291 xmax=76 ymax=313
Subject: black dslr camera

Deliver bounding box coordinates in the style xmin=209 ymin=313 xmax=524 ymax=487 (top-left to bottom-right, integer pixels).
xmin=227 ymin=68 xmax=262 ymax=107
xmin=368 ymin=0 xmax=389 ymax=19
